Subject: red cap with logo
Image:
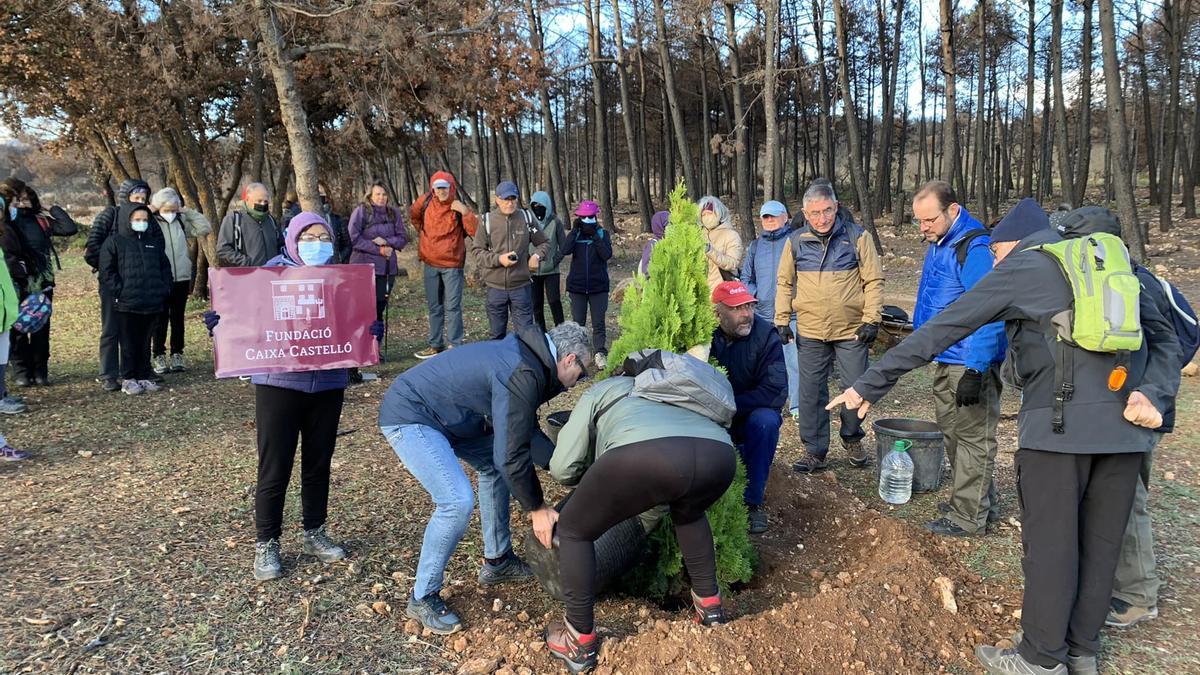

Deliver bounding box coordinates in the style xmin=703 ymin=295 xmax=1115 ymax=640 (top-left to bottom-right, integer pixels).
xmin=711 ymin=281 xmax=757 ymax=307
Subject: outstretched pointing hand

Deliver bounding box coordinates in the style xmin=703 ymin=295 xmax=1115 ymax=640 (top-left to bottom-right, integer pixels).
xmin=827 ymin=386 xmax=872 ymax=420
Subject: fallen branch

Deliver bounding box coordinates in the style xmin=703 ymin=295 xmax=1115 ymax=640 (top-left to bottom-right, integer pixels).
xmin=81 ymin=604 xmax=118 ymax=654
xmin=297 ymin=596 xmax=312 ymax=640
xmin=73 ymin=570 xmax=131 ymax=586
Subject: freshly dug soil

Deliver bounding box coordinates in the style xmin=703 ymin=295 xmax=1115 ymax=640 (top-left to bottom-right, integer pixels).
xmin=451 ymin=468 xmax=1021 ymax=674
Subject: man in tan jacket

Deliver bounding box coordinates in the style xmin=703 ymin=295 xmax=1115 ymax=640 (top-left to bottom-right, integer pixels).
xmin=775 ymin=181 xmax=883 ymax=473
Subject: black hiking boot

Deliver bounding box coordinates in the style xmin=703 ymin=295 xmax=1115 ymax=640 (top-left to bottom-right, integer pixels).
xmin=406 ymin=592 xmax=463 ymax=635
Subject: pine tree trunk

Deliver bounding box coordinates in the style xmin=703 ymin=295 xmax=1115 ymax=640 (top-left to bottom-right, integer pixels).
xmin=653 ymin=0 xmax=699 ymax=199
xmin=1135 ymin=11 xmax=1158 ymax=204
xmin=1050 ymin=0 xmax=1076 ymax=207
xmin=584 ymin=0 xmax=615 ymax=231
xmin=1098 ymin=0 xmax=1145 ymax=259
xmin=1159 ymin=0 xmax=1188 ymax=232
xmin=610 ymin=0 xmax=653 ymax=231
xmin=1072 ymin=0 xmax=1094 ymax=202
xmin=939 ymin=0 xmax=963 ymax=196
xmin=833 ymin=0 xmax=881 ymax=252
xmin=973 ymin=0 xmax=988 ymax=222
xmin=724 ymin=1 xmax=756 ymax=239
xmin=762 ymin=0 xmax=782 ymax=202
xmin=813 ymin=0 xmax=835 ymax=181
xmin=1022 ymin=0 xmax=1036 ymax=195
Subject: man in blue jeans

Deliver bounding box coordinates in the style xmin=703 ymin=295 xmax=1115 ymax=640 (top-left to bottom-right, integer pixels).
xmin=710 ymin=281 xmax=786 ymax=534
xmin=468 ymin=181 xmax=549 ymax=340
xmin=378 ymin=322 xmax=592 ymax=635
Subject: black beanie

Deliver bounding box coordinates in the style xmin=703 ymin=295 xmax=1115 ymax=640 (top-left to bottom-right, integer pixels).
xmin=990 ymin=197 xmax=1051 ymax=243
xmin=1055 ymin=206 xmax=1122 ymax=239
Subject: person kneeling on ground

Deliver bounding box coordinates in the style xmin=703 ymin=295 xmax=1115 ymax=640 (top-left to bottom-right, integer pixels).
xmin=378 ymin=321 xmax=591 ymax=635
xmin=710 ymin=280 xmax=785 ymax=534
xmin=542 ymin=356 xmax=736 ymax=673
xmin=204 ymin=212 xmax=383 ymax=581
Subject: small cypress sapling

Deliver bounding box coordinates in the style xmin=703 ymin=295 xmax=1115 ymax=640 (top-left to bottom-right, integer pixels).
xmin=607 ymin=181 xmax=756 ymax=599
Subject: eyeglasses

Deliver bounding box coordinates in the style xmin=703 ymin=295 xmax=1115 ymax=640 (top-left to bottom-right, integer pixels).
xmin=911 ymin=211 xmax=948 ymax=228
xmin=804 ymin=207 xmax=836 ymax=219
xmin=299 ymin=234 xmax=334 ymax=243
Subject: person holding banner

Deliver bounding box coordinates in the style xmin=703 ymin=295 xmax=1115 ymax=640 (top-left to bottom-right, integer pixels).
xmin=379 ymin=321 xmax=592 ymax=635
xmin=205 ymin=212 xmax=383 ymax=582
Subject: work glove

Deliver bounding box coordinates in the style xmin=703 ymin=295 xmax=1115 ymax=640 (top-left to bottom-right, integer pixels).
xmin=955 ymin=369 xmax=984 ymax=407
xmin=203 ymin=310 xmax=220 ymax=336
xmin=776 ymin=325 xmax=793 ymax=345
xmin=369 ymin=320 xmax=385 ymax=343
xmin=855 ymin=322 xmax=879 ymax=344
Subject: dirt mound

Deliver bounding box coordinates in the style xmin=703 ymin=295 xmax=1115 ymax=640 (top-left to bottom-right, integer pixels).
xmin=451 ymin=469 xmax=1020 ymax=674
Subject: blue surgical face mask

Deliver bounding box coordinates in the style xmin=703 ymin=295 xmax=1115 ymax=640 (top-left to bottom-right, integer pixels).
xmin=298 ymin=240 xmax=334 ymax=265
xmin=131 ymin=219 xmax=150 ymax=233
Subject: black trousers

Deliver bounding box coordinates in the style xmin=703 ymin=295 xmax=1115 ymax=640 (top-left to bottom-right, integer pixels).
xmin=1015 ymin=448 xmax=1142 ymax=666
xmin=531 ymin=273 xmax=564 ymax=331
xmin=98 ymin=284 xmax=120 ymax=379
xmin=115 ymin=310 xmax=155 ymax=381
xmin=374 ymin=274 xmax=395 ymax=322
xmin=254 ymin=385 xmax=346 ymax=542
xmin=11 ymin=288 xmax=53 ymax=380
xmin=152 ymin=281 xmax=191 ymax=357
xmin=568 ymin=291 xmax=608 ymax=355
xmin=558 ymin=437 xmax=735 ymax=633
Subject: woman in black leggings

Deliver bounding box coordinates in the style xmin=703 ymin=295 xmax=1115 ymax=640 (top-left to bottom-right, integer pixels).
xmin=542 ymin=377 xmax=736 ymax=673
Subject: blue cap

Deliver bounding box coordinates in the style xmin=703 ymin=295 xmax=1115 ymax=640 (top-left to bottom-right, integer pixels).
xmin=759 ymin=200 xmax=788 ymax=217
xmin=495 ymin=181 xmax=519 ymax=200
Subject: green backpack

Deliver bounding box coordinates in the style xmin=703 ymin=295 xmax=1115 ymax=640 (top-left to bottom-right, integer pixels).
xmin=1032 ymin=232 xmax=1143 ymax=433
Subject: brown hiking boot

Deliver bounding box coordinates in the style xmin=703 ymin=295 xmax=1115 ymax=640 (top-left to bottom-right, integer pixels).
xmin=792 ymin=453 xmax=828 ymax=474
xmin=844 ymin=439 xmax=870 ymax=467
xmin=413 ymin=347 xmax=442 ymax=360
xmin=691 ymin=590 xmax=727 ymax=626
xmin=544 ymin=617 xmax=598 ymax=673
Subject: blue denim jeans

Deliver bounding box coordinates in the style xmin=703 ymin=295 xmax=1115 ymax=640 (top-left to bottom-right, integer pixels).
xmin=382 ymin=423 xmax=511 ymax=599
xmin=731 ymin=407 xmax=782 ymax=505
xmin=423 ymin=266 xmax=465 ymax=349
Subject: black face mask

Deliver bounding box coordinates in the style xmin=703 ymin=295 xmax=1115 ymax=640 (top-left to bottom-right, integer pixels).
xmin=251 ymin=202 xmax=269 ymax=213
xmin=531 ymin=203 xmax=547 ymax=220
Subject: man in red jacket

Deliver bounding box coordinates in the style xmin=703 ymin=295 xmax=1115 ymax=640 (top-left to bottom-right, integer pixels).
xmin=410 ymin=172 xmax=479 ymax=359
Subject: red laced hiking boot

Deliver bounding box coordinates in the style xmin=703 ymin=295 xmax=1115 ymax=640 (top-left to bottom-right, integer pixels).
xmin=544 ymin=617 xmax=598 ymax=673
xmin=692 ymin=590 xmax=727 ymax=626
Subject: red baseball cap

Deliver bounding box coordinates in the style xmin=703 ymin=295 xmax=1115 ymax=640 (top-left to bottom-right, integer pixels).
xmin=711 ymin=281 xmax=757 ymax=307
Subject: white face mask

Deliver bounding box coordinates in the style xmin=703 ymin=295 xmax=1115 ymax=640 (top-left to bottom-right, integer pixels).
xmin=161 ymin=212 xmax=177 ymax=223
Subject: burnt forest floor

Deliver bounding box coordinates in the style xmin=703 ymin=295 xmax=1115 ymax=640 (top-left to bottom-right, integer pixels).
xmin=1 ymin=198 xmax=1198 ymax=674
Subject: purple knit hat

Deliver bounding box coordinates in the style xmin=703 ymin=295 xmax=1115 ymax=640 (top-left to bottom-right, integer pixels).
xmin=284 ymin=211 xmax=335 ymax=264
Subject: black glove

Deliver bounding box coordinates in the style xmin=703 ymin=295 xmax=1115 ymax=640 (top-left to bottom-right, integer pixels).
xmin=955 ymin=369 xmax=984 ymax=407
xmin=855 ymin=323 xmax=879 ymax=344
xmin=776 ymin=325 xmax=793 ymax=345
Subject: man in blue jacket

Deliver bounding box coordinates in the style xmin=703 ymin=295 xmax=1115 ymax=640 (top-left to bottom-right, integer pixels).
xmin=710 ymin=281 xmax=786 ymax=534
xmin=379 ymin=322 xmax=592 ymax=634
xmin=911 ymin=181 xmax=1008 ymax=537
xmin=741 ymin=200 xmax=799 ymax=420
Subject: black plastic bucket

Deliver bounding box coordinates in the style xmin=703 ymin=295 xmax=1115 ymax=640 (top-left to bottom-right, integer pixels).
xmin=872 ymin=418 xmax=945 ymax=492
xmin=545 ymin=410 xmax=571 ymax=444
xmin=523 ymin=492 xmax=647 ymax=602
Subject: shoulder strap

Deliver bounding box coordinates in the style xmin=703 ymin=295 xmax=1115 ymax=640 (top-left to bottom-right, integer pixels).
xmin=418 ymin=192 xmax=434 ymax=225
xmin=953 ymin=229 xmax=990 ymax=267
xmin=232 ymin=211 xmax=245 ymax=255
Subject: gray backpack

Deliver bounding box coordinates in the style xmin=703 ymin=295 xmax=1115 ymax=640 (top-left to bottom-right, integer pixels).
xmin=610 ymin=349 xmax=737 ymax=427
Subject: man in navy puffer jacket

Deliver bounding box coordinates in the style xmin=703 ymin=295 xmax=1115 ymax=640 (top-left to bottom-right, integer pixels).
xmin=911 ymin=180 xmax=1007 ymax=537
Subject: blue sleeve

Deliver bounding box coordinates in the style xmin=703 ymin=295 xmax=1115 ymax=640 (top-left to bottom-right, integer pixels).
xmin=959 ymin=243 xmax=1007 ymax=371
xmin=741 ymin=241 xmax=757 ymax=295
xmin=490 ymin=368 xmax=545 ymax=511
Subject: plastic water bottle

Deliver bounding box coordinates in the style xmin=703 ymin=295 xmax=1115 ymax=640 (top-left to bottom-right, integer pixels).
xmin=878 ymin=440 xmax=914 ymax=505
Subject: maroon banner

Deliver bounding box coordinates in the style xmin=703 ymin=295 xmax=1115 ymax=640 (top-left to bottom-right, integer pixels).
xmin=210 ymin=264 xmax=379 ymax=378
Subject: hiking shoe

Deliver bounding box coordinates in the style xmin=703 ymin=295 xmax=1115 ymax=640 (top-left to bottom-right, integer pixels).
xmin=594 ymin=352 xmax=607 ymax=370
xmin=478 ymin=551 xmax=533 ymax=585
xmin=170 ymin=353 xmax=186 ymax=372
xmin=121 ymin=380 xmax=144 ymax=395
xmin=152 ymin=354 xmax=168 ymax=375
xmin=792 ymin=453 xmax=828 ymax=474
xmin=34 ymin=374 xmax=49 ymax=386
xmin=789 ymin=409 xmax=799 ymax=422
xmin=406 ymin=592 xmax=463 ymax=635
xmin=844 ymin=439 xmax=870 ymax=467
xmin=975 ymin=645 xmax=1067 ymax=674
xmin=302 ymin=525 xmax=347 ymax=563
xmin=923 ymin=517 xmax=977 ymax=537
xmin=1 ymin=445 xmax=30 ymax=461
xmin=138 ymin=379 xmax=161 ymax=392
xmin=13 ymin=375 xmax=30 ymax=387
xmin=691 ymin=590 xmax=727 ymax=626
xmin=938 ymin=501 xmax=1002 ymax=524
xmin=414 ymin=347 xmax=442 ymax=360
xmin=0 ymin=397 xmax=28 ymax=414
xmin=1106 ymin=598 xmax=1158 ymax=628
xmin=1009 ymin=632 xmax=1096 ymax=675
xmin=545 ymin=618 xmax=599 ymax=674
xmin=254 ymin=539 xmax=283 ymax=581
xmin=100 ymin=377 xmax=120 ymax=392
xmin=747 ymin=505 xmax=768 ymax=534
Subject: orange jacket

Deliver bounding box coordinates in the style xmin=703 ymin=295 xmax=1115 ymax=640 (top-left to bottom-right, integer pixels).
xmin=409 ymin=171 xmax=479 ymax=269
